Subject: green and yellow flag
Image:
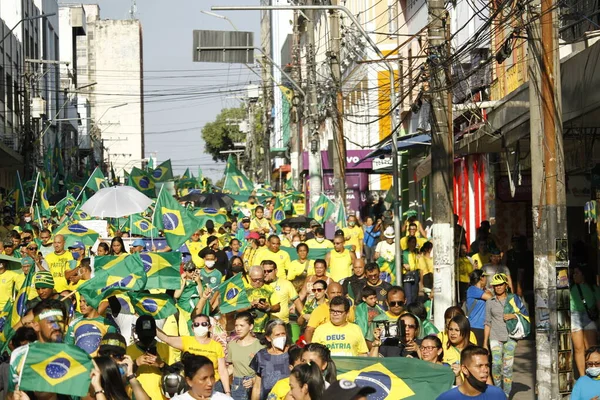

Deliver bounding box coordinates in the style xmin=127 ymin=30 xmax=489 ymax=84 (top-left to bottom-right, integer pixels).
xmin=129 ymin=167 xmax=156 ymax=197
xmin=194 ymin=207 xmax=228 ymax=226
xmin=218 ymin=273 xmax=250 ymax=314
xmin=38 ymin=181 xmax=51 ymax=217
xmin=308 ymin=194 xmax=335 ymax=224
xmin=333 ymin=356 xmax=454 ymax=400
xmin=9 ymin=342 xmax=92 ymax=397
xmin=138 ymin=252 xmax=181 ymax=290
xmin=79 ymin=254 xmax=147 ymax=309
xmin=153 ymin=189 xmax=203 ymax=250
xmin=271 ymin=197 xmax=286 ymax=225
xmin=222 ymin=154 xmax=254 ymax=194
xmin=54 ymin=193 xmax=78 ymax=217
xmin=336 ymin=204 xmax=348 ymax=230
xmin=0 ymin=268 xmax=34 ymax=348
xmin=151 ymin=160 xmax=174 ymax=182
xmin=129 ymin=214 xmax=159 ymax=237
xmin=128 ymin=292 xmax=177 ymax=320
xmin=53 ymin=223 xmax=99 ymax=246
xmin=85 ymin=167 xmax=108 ymax=192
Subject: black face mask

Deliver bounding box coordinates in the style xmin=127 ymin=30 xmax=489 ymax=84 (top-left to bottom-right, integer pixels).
xmin=465 ymin=368 xmax=487 ymax=393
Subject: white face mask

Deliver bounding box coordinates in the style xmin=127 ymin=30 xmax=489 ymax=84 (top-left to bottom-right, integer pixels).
xmin=24 ymin=217 xmax=31 ymax=223
xmin=315 ymin=237 xmax=325 ymax=243
xmin=205 ymin=260 xmax=215 ymax=268
xmin=272 ymin=336 xmax=286 ymax=351
xmin=193 ymin=325 xmax=210 ymax=337
xmin=292 ymin=241 xmax=301 ymax=248
xmin=586 ymin=367 xmax=600 ymax=377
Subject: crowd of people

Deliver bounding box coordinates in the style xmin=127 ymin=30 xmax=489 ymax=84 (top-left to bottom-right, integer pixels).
xmin=0 ymin=195 xmax=598 ymax=400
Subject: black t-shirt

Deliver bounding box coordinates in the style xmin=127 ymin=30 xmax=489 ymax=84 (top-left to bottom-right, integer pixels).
xmin=342 ymin=276 xmax=366 ymax=301
xmin=379 ymin=337 xmax=422 ymax=358
xmin=357 ymin=281 xmax=393 ymax=310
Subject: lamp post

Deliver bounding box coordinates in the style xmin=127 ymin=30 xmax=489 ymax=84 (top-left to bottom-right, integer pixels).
xmin=213 ymin=4 xmax=403 ymax=284
xmin=1 ymin=13 xmax=56 ymax=44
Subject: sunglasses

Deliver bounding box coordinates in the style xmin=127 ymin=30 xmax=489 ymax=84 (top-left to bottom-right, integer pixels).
xmin=192 ymin=321 xmax=210 ymax=328
xmin=22 ymin=236 xmax=32 ymax=241
xmin=263 ymin=269 xmax=275 ymax=274
xmin=312 ymin=288 xmax=325 ymax=293
xmin=404 ymin=324 xmax=417 ymax=330
xmin=389 ymin=301 xmax=405 ymax=307
xmin=42 ymin=220 xmax=49 ymax=224
xmin=27 ymin=246 xmax=38 ymax=251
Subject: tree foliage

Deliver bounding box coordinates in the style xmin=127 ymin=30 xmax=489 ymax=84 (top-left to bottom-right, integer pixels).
xmin=201 ymin=107 xmax=247 ymax=162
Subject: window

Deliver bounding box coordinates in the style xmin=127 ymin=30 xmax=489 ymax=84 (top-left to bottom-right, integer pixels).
xmin=6 ymin=74 xmax=13 ymax=110
xmin=0 ymin=66 xmax=5 ymax=104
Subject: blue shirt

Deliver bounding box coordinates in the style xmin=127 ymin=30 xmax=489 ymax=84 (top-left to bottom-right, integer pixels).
xmin=437 ymin=385 xmax=506 ymax=399
xmin=363 ymin=226 xmax=381 ymax=247
xmin=571 ymin=375 xmax=600 ymax=400
xmin=465 ymin=286 xmax=487 ymax=329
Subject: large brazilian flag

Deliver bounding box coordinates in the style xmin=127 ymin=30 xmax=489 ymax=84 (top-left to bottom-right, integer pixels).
xmin=333 ymin=356 xmax=454 ymax=399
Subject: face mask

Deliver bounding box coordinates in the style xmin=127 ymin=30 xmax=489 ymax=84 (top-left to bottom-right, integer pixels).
xmin=272 ymin=336 xmax=286 ymax=351
xmin=72 ymin=252 xmax=81 ymax=260
xmin=586 ymin=367 xmax=600 ymax=378
xmin=349 ymin=221 xmax=356 ymax=227
xmin=24 ymin=217 xmax=31 ymax=223
xmin=205 ymin=261 xmax=215 ymax=268
xmin=465 ymin=368 xmax=487 ymax=393
xmin=292 ymin=241 xmax=301 ymax=248
xmin=316 ymin=237 xmax=325 ymax=243
xmin=193 ymin=325 xmax=210 ymax=337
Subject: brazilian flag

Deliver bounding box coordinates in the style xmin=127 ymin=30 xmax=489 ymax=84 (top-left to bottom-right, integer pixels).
xmin=9 ymin=342 xmax=92 ymax=397
xmin=85 ymin=167 xmax=108 ymax=192
xmin=218 ymin=274 xmax=250 ymax=314
xmin=38 ymin=181 xmax=51 ymax=217
xmin=54 ymin=193 xmax=78 ymax=217
xmin=153 ymin=188 xmax=203 ymax=250
xmin=138 ymin=252 xmax=181 ymax=290
xmin=336 ymin=204 xmax=348 ymax=230
xmin=129 ymin=214 xmax=159 ymax=237
xmin=94 ymin=254 xmax=130 ymax=271
xmin=222 ymin=154 xmax=254 ymax=194
xmin=79 ymin=254 xmax=147 ymax=309
xmin=53 ymin=223 xmax=99 ymax=246
xmin=376 ymin=256 xmax=397 ymax=284
xmin=128 ymin=292 xmax=177 ymax=319
xmin=279 ymin=246 xmax=350 ymax=262
xmin=129 ymin=167 xmax=156 ymax=197
xmin=194 ymin=207 xmax=228 ymax=226
xmin=271 ymin=197 xmax=286 ymax=225
xmin=182 ymin=168 xmax=191 ymax=180
xmin=151 ymin=160 xmax=173 ymax=182
xmin=308 ymin=194 xmax=335 ymax=224
xmin=333 ymin=356 xmax=454 ymax=400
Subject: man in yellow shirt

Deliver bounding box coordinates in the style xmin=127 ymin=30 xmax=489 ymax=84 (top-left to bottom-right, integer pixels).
xmin=186 ymin=230 xmax=204 ymax=268
xmin=304 ymin=282 xmax=355 ymax=342
xmin=262 ymin=260 xmax=302 ymax=324
xmin=400 ymin=223 xmax=427 ymax=250
xmin=304 ymin=227 xmax=333 ymax=249
xmin=253 ymin=235 xmax=291 ymax=279
xmin=325 ymin=234 xmax=356 ymax=282
xmin=312 ymin=296 xmax=378 ymax=356
xmin=250 ymin=206 xmax=273 ymax=235
xmin=343 ymin=215 xmax=364 ymax=257
xmin=44 ymin=234 xmax=74 ymax=294
xmin=0 ymin=256 xmax=24 ymax=310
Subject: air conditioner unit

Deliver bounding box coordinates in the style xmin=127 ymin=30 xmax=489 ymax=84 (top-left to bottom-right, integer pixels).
xmin=31 ymin=98 xmax=47 ymax=119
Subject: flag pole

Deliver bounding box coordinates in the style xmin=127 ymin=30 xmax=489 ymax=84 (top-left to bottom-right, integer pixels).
xmin=16 ymin=170 xmax=26 ymax=208
xmin=151 ymin=184 xmax=165 ymax=251
xmin=74 ymin=167 xmax=98 ymax=203
xmin=30 ymin=172 xmax=40 ymax=210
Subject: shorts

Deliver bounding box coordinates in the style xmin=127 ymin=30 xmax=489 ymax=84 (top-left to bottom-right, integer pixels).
xmin=571 ymin=310 xmax=597 ymax=332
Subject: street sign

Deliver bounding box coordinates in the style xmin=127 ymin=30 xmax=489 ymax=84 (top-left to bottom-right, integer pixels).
xmin=193 ymin=30 xmax=254 ymax=64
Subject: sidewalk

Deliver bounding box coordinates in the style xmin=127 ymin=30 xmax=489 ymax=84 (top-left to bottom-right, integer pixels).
xmin=511 ymin=338 xmax=536 ymax=400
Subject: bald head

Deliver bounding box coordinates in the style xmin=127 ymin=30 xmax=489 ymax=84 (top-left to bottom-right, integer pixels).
xmin=327 ymin=282 xmax=344 ymax=299
xmin=353 ymin=257 xmax=365 ymax=278
xmin=248 ymin=265 xmax=264 ymax=288
xmin=53 ymin=234 xmax=66 ymax=253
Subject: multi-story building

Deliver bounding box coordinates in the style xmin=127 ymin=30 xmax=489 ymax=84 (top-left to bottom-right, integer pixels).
xmin=81 ymin=5 xmax=144 ymax=179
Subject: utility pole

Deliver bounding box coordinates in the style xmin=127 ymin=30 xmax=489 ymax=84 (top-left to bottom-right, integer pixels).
xmin=428 ymin=0 xmax=456 ymax=328
xmin=290 ymin=10 xmax=302 ymax=191
xmin=23 ymin=61 xmax=33 ymax=179
xmin=305 ymin=0 xmax=322 ymax=205
xmin=260 ymin=0 xmax=273 ymax=185
xmin=329 ymin=2 xmax=347 ymax=208
xmin=527 ymin=0 xmax=565 ymax=394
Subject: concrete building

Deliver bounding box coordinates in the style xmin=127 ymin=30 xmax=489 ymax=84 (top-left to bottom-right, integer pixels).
xmin=81 ymin=5 xmax=144 ymax=180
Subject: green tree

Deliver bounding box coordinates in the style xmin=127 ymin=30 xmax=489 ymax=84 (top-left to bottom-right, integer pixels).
xmin=201 ymin=106 xmax=247 ymax=162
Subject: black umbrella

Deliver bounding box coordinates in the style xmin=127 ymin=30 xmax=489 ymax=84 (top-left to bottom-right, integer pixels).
xmin=280 ymin=216 xmax=316 ymax=228
xmin=180 ymin=192 xmax=234 ymax=209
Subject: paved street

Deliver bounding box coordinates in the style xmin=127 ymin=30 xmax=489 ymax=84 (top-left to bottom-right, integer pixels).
xmin=512 ymin=338 xmax=536 ymax=400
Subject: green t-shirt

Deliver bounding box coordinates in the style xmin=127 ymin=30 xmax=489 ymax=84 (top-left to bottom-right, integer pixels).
xmin=226 ymin=339 xmax=265 ymax=378
xmin=570 ymin=283 xmax=600 ymax=313
xmin=247 ymin=285 xmax=275 ymax=333
xmin=201 ymin=268 xmax=223 ymax=290
xmin=177 ymin=280 xmax=200 ymax=313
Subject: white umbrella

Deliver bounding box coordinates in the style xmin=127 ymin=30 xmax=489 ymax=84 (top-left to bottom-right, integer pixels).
xmin=80 ymin=186 xmax=154 ymax=218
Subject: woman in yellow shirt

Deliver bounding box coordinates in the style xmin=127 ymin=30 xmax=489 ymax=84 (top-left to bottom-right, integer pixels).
xmin=287 ymin=243 xmax=315 ymax=293
xmin=156 ymin=312 xmax=231 ymax=396
xmin=417 ymin=241 xmax=434 ymax=293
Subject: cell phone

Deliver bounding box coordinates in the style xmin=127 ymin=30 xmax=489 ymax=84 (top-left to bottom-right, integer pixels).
xmin=399 ymin=320 xmax=407 ymax=342
xmin=259 ymin=298 xmax=267 ymax=303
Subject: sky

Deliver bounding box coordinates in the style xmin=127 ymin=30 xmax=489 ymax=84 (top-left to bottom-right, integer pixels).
xmin=59 ymin=0 xmax=262 ymax=182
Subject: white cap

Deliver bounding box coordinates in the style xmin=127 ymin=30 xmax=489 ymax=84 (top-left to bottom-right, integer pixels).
xmin=384 ymin=226 xmax=395 ymax=238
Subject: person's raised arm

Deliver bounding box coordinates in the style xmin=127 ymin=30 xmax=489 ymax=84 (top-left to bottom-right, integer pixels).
xmin=156 ymin=328 xmax=183 ymax=350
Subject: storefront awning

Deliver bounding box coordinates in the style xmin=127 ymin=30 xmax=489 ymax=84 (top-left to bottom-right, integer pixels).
xmin=353 ymin=133 xmax=431 ymax=167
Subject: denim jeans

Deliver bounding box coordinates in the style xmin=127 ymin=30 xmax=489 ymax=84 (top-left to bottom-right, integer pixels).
xmin=230 ymin=376 xmax=253 ymax=400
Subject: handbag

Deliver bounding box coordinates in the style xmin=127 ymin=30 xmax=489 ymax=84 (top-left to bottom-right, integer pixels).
xmin=576 ymin=284 xmax=600 ymax=321
xmin=403 ymin=270 xmax=418 ymax=283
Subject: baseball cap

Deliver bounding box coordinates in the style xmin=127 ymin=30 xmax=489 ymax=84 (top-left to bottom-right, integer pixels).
xmin=323 ymin=379 xmax=376 ymax=399
xmin=132 ymin=239 xmax=146 ymax=247
xmin=34 ymin=271 xmax=55 ymax=289
xmin=68 ymin=241 xmax=85 ymax=250
xmin=21 ymin=256 xmax=35 ymax=267
xmin=490 ymin=273 xmax=509 ymax=286
xmin=246 ymin=232 xmax=260 ymax=240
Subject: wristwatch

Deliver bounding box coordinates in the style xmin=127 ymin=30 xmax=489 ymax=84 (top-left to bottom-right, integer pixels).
xmin=126 ymin=373 xmax=137 ymax=382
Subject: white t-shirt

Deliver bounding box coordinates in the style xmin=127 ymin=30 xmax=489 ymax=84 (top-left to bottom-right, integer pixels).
xmin=172 ymin=392 xmax=233 ymax=400
xmin=375 ymin=240 xmax=395 ymax=261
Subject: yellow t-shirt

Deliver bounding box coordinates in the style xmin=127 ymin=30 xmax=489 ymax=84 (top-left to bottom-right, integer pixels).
xmin=186 ymin=240 xmax=204 ymax=268
xmin=287 ymin=259 xmax=315 ymax=281
xmin=417 ymin=255 xmax=433 ymax=275
xmin=267 ymin=377 xmax=290 ymax=400
xmin=400 ymin=236 xmax=428 ymax=251
xmin=312 ymin=321 xmax=369 ymax=356
xmin=127 ymin=342 xmax=172 ymax=400
xmin=437 ymin=330 xmax=478 ymax=365
xmin=250 ymin=217 xmax=270 ymax=232
xmin=328 ymin=249 xmax=353 ymax=282
xmin=458 ymin=257 xmax=475 ymax=283
xmin=44 ymin=251 xmax=74 ymax=293
xmin=307 ymin=301 xmax=355 ymax=328
xmin=471 ymin=253 xmax=490 ymax=269
xmin=304 ymin=238 xmax=334 ymax=249
xmin=254 ymin=249 xmax=290 ymax=279
xmin=0 ymin=270 xmax=23 ymax=310
xmin=180 ymin=337 xmax=224 ymax=381
xmin=343 ymin=226 xmax=364 ymax=252
xmin=269 ymin=278 xmax=298 ymax=323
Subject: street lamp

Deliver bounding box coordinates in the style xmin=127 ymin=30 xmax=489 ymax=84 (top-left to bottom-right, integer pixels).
xmin=1 ymin=12 xmax=56 ymax=44
xmin=213 ymin=4 xmax=403 ymax=284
